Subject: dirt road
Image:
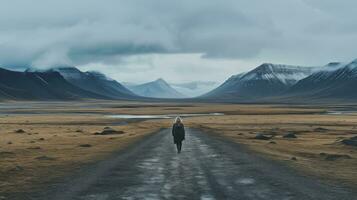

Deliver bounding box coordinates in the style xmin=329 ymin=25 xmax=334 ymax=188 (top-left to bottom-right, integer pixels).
xmin=12 ymin=128 xmax=356 ymax=200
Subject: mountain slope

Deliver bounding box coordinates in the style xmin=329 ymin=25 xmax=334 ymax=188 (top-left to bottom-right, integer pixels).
xmin=127 ymin=78 xmax=185 ymax=98
xmin=203 ymin=63 xmax=314 ymax=100
xmin=0 ymin=68 xmax=105 ymax=100
xmin=43 ymin=67 xmax=137 ymax=100
xmin=284 ymin=60 xmax=357 ymax=100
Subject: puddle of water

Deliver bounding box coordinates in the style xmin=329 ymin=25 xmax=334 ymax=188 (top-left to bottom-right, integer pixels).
xmin=236 ymin=178 xmax=255 ymax=185
xmin=107 ymin=113 xmax=224 ymax=119
xmin=200 ymin=194 xmax=216 ymax=200
xmin=81 ymin=193 xmax=109 ymax=200
xmin=326 ymin=111 xmax=357 ymax=115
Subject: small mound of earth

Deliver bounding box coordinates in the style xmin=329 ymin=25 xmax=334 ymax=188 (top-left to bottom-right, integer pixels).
xmin=314 ymin=127 xmax=328 ymax=132
xmin=253 ymin=133 xmax=271 ymax=140
xmin=14 ymin=129 xmax=25 ymax=133
xmin=341 ymin=136 xmax=357 ymax=147
xmin=27 ymin=147 xmax=41 ymax=150
xmin=79 ymin=144 xmax=92 ymax=148
xmin=35 ymin=155 xmax=56 ymax=161
xmin=283 ymin=132 xmax=297 ymax=139
xmin=319 ymin=153 xmax=352 ymax=161
xmin=95 ymin=127 xmax=125 ymax=135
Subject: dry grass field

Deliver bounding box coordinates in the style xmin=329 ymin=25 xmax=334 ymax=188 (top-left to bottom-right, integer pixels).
xmin=0 ymin=101 xmax=356 ymax=194
xmin=0 ymin=103 xmax=168 ymax=194
xmin=186 ymin=114 xmax=357 ymax=186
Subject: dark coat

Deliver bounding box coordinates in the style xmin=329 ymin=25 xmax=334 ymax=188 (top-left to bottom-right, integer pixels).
xmin=172 ymin=123 xmax=185 ymax=144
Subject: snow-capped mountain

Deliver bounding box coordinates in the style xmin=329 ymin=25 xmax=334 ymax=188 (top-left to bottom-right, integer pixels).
xmin=0 ymin=68 xmax=105 ymax=100
xmin=284 ymin=59 xmax=357 ymax=100
xmin=127 ymin=78 xmax=185 ymax=98
xmin=203 ymin=63 xmax=314 ymax=100
xmin=32 ymin=66 xmax=137 ymax=100
xmin=170 ymin=81 xmax=219 ymax=97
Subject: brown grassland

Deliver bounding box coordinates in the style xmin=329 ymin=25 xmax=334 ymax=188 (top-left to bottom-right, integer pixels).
xmin=0 ymin=101 xmax=356 ymax=194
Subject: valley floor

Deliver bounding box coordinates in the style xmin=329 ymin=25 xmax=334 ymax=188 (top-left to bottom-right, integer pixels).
xmin=0 ymin=101 xmax=356 ymax=197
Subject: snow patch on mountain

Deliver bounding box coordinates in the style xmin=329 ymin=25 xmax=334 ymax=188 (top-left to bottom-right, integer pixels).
xmin=239 ymin=63 xmax=314 ymax=85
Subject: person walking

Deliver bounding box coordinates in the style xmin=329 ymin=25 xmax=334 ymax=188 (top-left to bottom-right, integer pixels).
xmin=172 ymin=117 xmax=185 ymax=153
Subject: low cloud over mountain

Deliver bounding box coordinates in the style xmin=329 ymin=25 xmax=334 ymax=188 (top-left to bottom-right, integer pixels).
xmin=1 ymin=0 xmax=357 ymax=85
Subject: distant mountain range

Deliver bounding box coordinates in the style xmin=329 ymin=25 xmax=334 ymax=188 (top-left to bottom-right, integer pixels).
xmin=0 ymin=66 xmax=139 ymax=100
xmin=171 ymin=81 xmax=219 ymax=97
xmin=125 ymin=78 xmax=185 ymax=98
xmin=43 ymin=67 xmax=137 ymax=99
xmin=202 ymin=59 xmax=357 ymax=102
xmin=0 ymin=68 xmax=104 ymax=100
xmin=2 ymin=58 xmax=357 ymax=102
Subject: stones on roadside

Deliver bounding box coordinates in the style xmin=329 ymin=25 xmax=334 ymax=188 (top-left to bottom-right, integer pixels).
xmin=269 ymin=141 xmax=276 ymax=144
xmin=35 ymin=155 xmax=56 ymax=161
xmin=283 ymin=132 xmax=297 ymax=139
xmin=7 ymin=141 xmax=12 ymax=145
xmin=14 ymin=129 xmax=25 ymax=133
xmin=38 ymin=138 xmax=45 ymax=141
xmin=291 ymin=157 xmax=297 ymax=161
xmin=79 ymin=144 xmax=92 ymax=148
xmin=341 ymin=136 xmax=357 ymax=147
xmin=319 ymin=153 xmax=352 ymax=161
xmin=94 ymin=127 xmax=125 ymax=135
xmin=253 ymin=133 xmax=272 ymax=140
xmin=8 ymin=165 xmax=24 ymax=172
xmin=75 ymin=129 xmax=83 ymax=133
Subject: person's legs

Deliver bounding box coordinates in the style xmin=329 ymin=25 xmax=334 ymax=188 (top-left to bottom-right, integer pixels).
xmin=176 ymin=143 xmax=180 ymax=153
xmin=178 ymin=141 xmax=182 ymax=153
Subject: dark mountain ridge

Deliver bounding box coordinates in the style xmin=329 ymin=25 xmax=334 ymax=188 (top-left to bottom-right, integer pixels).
xmin=28 ymin=66 xmax=138 ymax=100
xmin=53 ymin=67 xmax=137 ymax=99
xmin=283 ymin=59 xmax=357 ymax=100
xmin=203 ymin=63 xmax=314 ymax=100
xmin=0 ymin=68 xmax=105 ymax=100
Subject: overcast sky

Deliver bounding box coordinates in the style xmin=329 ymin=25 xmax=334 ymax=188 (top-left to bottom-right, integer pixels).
xmin=1 ymin=0 xmax=357 ymax=83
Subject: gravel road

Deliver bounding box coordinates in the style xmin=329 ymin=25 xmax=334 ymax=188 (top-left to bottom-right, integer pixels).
xmin=13 ymin=128 xmax=356 ymax=200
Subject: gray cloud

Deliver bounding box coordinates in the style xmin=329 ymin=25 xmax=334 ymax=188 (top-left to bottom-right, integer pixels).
xmin=0 ymin=0 xmax=356 ymax=79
